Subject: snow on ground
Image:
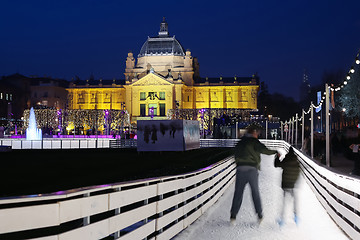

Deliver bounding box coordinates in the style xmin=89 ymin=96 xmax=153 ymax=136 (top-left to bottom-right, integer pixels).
xmin=175 ymin=153 xmax=349 ymax=240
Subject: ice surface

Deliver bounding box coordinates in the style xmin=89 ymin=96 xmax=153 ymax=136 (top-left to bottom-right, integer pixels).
xmin=175 ymin=154 xmax=349 ymax=240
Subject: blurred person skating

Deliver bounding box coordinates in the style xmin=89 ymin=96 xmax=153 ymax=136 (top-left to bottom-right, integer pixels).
xmin=230 ymin=124 xmax=279 ymax=225
xmin=274 ymin=146 xmax=300 ymax=226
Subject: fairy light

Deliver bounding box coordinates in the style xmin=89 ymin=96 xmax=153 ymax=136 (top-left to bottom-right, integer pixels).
xmin=22 ymin=109 xmax=130 ymax=133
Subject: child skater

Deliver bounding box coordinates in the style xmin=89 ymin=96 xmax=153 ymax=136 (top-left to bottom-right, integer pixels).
xmin=274 ymin=146 xmax=300 ymax=226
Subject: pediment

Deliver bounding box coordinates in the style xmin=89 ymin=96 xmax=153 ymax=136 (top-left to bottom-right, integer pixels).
xmin=131 ymin=73 xmax=173 ymax=86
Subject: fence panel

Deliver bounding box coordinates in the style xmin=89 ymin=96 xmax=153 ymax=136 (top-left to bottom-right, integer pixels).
xmin=59 ymin=194 xmax=109 ymax=223
xmin=0 ymin=204 xmax=60 ymax=234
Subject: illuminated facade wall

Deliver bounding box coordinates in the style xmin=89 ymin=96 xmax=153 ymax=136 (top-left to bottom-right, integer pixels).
xmin=67 ymin=73 xmax=258 ymax=121
xmin=67 ymin=84 xmax=126 ymax=110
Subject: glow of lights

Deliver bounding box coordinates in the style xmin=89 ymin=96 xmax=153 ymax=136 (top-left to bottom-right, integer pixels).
xmin=342 ymin=108 xmax=346 ymax=112
xmin=350 ymin=67 xmax=355 ymax=73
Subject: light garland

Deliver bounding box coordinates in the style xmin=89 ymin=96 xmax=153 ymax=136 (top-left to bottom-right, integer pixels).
xmin=22 ymin=109 xmax=130 ymax=133
xmin=281 ymin=50 xmax=360 ymax=135
xmin=329 ymin=50 xmax=360 ymax=92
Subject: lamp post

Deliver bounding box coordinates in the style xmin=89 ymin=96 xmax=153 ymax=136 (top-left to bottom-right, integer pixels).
xmin=295 ymin=113 xmax=298 ymax=147
xmin=325 ymin=83 xmax=330 ymax=167
xmin=311 ymin=102 xmax=314 ymax=158
xmin=302 ymin=109 xmax=304 ymax=151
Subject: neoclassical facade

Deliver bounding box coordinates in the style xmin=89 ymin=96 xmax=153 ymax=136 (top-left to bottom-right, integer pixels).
xmin=67 ymin=19 xmax=259 ymax=122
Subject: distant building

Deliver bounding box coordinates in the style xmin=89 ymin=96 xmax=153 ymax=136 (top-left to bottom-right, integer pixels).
xmin=67 ymin=18 xmax=259 ymax=122
xmin=0 ymin=74 xmax=68 ymax=123
xmin=30 ymin=77 xmax=69 ymax=109
xmin=0 ymin=73 xmax=31 ymax=122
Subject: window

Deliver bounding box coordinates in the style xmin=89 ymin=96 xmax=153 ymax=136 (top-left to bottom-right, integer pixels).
xmin=226 ymin=91 xmax=233 ymax=102
xmin=78 ymin=93 xmax=85 ymax=104
xmin=6 ymin=94 xmax=8 ymax=100
xmin=140 ymin=92 xmax=146 ymax=100
xmin=159 ymin=92 xmax=165 ymax=100
xmin=148 ymin=103 xmax=157 ymax=116
xmin=160 ymin=103 xmax=166 ymax=116
xmin=0 ymin=93 xmax=2 ymax=99
xmin=148 ymin=92 xmax=156 ymax=100
xmin=187 ymin=96 xmax=190 ymax=102
xmin=91 ymin=93 xmax=97 ymax=103
xmin=104 ymin=93 xmax=111 ymax=103
xmin=239 ymin=91 xmax=248 ymax=102
xmin=9 ymin=94 xmax=12 ymax=101
xmin=140 ymin=104 xmax=146 ymax=116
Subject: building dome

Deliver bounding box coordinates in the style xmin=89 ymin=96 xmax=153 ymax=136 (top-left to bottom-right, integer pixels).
xmin=138 ymin=37 xmax=185 ymax=57
xmin=138 ymin=18 xmax=185 ymax=57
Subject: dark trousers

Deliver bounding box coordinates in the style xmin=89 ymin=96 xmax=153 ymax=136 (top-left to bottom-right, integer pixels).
xmin=230 ymin=166 xmax=262 ymax=218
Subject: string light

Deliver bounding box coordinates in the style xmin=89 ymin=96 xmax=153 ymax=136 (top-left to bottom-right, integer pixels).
xmin=23 ymin=109 xmax=130 ymax=133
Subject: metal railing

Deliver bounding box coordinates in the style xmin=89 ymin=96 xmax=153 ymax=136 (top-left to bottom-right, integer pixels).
xmin=109 ymin=139 xmax=137 ymax=148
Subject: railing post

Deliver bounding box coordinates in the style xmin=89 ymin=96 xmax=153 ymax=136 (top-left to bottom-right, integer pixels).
xmin=292 ymin=117 xmax=295 ymax=145
xmin=265 ymin=120 xmax=268 ymax=140
xmin=302 ymin=110 xmax=304 ymax=151
xmin=83 ymin=193 xmax=90 ymax=226
xmin=311 ymin=102 xmax=314 ymax=159
xmin=143 ymin=182 xmax=149 ymax=240
xmin=325 ymin=83 xmax=330 ymax=167
xmin=158 ymin=179 xmax=164 ymax=234
xmin=114 ymin=187 xmax=121 ymax=239
xmin=295 ymin=113 xmax=298 ymax=147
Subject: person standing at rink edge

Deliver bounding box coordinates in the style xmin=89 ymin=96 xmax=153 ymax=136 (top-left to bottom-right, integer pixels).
xmin=274 ymin=146 xmax=300 ymax=226
xmin=230 ymin=124 xmax=279 ymax=225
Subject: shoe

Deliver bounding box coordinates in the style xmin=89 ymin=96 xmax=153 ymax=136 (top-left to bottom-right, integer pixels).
xmin=257 ymin=213 xmax=263 ymax=224
xmin=277 ymin=218 xmax=284 ymax=227
xmin=294 ymin=214 xmax=298 ymax=225
xmin=230 ymin=217 xmax=236 ymax=226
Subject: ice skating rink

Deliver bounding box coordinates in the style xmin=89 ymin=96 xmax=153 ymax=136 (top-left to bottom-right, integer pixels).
xmin=175 ymin=154 xmax=349 ymax=240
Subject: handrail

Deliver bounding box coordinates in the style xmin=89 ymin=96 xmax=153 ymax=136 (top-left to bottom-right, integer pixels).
xmin=0 ymin=155 xmax=236 ymax=240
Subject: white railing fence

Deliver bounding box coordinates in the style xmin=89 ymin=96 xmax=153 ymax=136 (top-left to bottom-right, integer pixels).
xmin=0 ymin=156 xmax=236 ymax=240
xmin=0 ymin=138 xmax=110 ymax=149
xmin=0 ymin=139 xmax=359 ymax=239
xmin=261 ymin=140 xmax=360 ymax=240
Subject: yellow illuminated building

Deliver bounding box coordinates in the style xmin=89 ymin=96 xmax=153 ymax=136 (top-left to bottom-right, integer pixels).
xmin=67 ymin=18 xmax=259 ymax=122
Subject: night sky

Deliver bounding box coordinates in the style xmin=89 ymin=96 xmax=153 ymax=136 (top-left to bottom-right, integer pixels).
xmin=1 ymin=0 xmax=360 ymax=101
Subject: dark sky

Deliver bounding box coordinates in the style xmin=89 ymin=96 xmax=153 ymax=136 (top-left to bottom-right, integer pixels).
xmin=1 ymin=0 xmax=360 ymax=101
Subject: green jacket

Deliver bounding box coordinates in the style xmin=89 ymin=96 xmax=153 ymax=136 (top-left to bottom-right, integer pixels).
xmin=234 ymin=136 xmax=277 ymax=169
